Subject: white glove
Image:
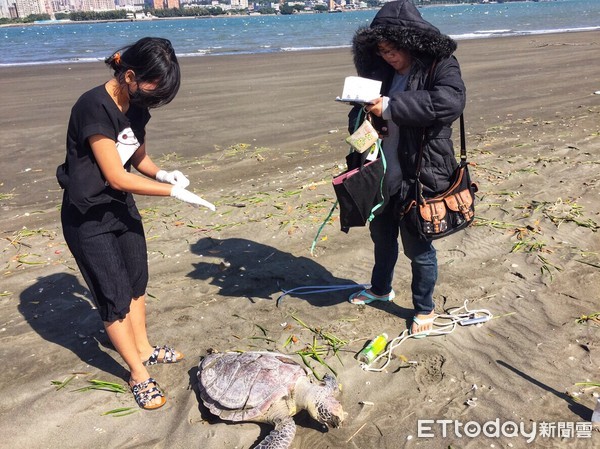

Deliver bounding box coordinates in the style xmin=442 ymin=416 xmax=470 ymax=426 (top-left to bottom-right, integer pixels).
xmin=156 ymin=169 xmax=190 ymax=188
xmin=170 ymin=185 xmax=216 ymax=211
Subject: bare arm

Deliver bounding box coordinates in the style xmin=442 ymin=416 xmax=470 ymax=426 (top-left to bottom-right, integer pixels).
xmin=131 ymin=141 xmax=190 ymax=188
xmin=130 ymin=143 xmax=160 ymax=179
xmin=89 ymin=135 xmax=172 ymax=196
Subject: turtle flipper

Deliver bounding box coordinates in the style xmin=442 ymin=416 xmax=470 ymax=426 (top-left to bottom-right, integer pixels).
xmin=255 ymin=417 xmax=296 ymax=449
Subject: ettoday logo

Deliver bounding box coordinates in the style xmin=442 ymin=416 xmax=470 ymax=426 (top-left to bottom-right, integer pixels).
xmin=417 ymin=419 xmax=594 ymax=443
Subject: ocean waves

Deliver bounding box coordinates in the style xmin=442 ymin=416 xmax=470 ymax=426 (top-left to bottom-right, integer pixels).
xmin=1 ymin=1 xmax=599 ymax=67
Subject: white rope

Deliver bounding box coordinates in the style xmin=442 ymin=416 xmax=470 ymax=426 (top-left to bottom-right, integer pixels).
xmin=361 ymin=300 xmax=493 ymax=372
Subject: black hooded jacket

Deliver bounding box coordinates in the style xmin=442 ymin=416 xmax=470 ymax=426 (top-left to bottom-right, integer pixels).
xmin=350 ymin=0 xmax=466 ymax=199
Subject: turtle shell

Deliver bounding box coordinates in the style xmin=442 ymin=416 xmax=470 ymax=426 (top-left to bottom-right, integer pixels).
xmin=198 ymin=351 xmax=307 ymax=422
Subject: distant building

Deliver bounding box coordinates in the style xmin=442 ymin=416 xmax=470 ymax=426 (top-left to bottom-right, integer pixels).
xmin=231 ymin=0 xmax=247 ymax=9
xmin=14 ymin=0 xmax=45 ymax=16
xmin=81 ymin=0 xmax=115 ymax=11
xmin=48 ymin=0 xmax=70 ymax=13
xmin=115 ymin=0 xmax=145 ymax=8
xmin=0 ymin=0 xmax=17 ymax=19
xmin=149 ymin=0 xmax=179 ymax=9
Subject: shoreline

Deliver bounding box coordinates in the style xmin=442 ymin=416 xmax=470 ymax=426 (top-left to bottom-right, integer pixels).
xmin=1 ymin=19 xmax=599 ymax=66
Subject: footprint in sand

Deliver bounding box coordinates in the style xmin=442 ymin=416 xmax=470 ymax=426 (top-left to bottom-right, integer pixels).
xmin=415 ymin=353 xmax=446 ymax=388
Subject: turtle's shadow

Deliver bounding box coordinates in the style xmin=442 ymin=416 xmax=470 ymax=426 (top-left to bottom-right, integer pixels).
xmin=187 ymin=365 xmax=215 ymax=422
xmin=18 ymin=273 xmax=128 ymax=379
xmin=187 ymin=366 xmax=329 ymax=447
xmin=187 ymin=237 xmax=359 ymax=307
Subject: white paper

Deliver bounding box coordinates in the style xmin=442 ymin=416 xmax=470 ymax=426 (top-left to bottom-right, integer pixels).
xmin=335 ymin=76 xmax=382 ymax=104
xmin=365 ymin=143 xmax=379 ymax=161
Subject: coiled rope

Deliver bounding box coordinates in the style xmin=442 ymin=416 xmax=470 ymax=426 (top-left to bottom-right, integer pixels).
xmin=362 ymin=300 xmax=493 ymax=372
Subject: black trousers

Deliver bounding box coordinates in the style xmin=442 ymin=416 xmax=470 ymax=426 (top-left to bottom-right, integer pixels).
xmin=61 ymin=198 xmax=148 ymax=322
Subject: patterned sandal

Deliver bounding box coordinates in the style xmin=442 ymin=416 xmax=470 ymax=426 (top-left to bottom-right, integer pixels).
xmin=130 ymin=377 xmax=166 ymax=410
xmin=143 ymin=345 xmax=184 ymax=366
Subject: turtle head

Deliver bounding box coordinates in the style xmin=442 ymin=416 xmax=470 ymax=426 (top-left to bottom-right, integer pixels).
xmin=310 ymin=374 xmax=344 ymax=428
xmin=315 ymin=396 xmax=344 ymax=428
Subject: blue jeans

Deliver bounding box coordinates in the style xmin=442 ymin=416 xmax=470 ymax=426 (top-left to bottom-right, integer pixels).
xmin=368 ymin=204 xmax=437 ymax=315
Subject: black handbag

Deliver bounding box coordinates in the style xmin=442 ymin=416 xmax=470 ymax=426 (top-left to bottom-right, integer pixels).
xmin=403 ymin=114 xmax=478 ymax=240
xmin=332 ymin=111 xmax=388 ymax=232
xmin=332 ymin=150 xmax=387 ymax=231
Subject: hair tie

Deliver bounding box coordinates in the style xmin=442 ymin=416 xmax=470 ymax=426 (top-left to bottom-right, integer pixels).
xmin=113 ymin=52 xmax=121 ymax=65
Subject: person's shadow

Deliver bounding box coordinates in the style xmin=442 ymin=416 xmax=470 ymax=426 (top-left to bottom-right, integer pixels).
xmin=496 ymin=360 xmax=592 ymax=421
xmin=188 ymin=237 xmax=359 ymax=307
xmin=187 ymin=237 xmax=412 ymax=320
xmin=18 ymin=273 xmax=128 ymax=379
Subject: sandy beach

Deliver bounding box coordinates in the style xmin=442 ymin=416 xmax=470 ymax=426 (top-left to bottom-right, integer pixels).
xmin=1 ymin=31 xmax=599 ymax=449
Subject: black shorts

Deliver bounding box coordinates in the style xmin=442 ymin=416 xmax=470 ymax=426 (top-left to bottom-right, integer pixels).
xmin=61 ymin=200 xmax=149 ymax=322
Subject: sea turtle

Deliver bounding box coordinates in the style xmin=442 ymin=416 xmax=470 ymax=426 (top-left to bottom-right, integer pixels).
xmin=197 ymin=351 xmax=344 ymax=449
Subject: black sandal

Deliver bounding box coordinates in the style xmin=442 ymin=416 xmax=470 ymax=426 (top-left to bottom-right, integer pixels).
xmin=129 ymin=377 xmax=166 ymax=410
xmin=143 ymin=345 xmax=183 ymax=366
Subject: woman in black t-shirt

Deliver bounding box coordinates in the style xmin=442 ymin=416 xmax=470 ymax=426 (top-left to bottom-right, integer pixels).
xmin=57 ymin=37 xmax=214 ymax=410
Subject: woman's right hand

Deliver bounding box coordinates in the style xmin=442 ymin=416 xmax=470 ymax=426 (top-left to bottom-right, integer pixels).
xmin=364 ymin=97 xmax=384 ymax=117
xmin=170 ymin=185 xmax=215 ymax=211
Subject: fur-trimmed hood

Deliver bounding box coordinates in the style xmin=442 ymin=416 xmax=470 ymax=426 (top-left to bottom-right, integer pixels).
xmin=352 ymin=0 xmax=457 ymax=77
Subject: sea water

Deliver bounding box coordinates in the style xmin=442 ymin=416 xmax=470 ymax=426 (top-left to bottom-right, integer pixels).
xmin=1 ymin=0 xmax=599 ymax=66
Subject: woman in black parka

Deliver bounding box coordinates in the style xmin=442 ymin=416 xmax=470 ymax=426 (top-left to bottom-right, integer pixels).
xmin=347 ymin=1 xmax=466 ymax=336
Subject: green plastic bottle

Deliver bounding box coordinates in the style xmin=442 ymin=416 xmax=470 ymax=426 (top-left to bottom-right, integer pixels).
xmin=357 ymin=333 xmax=389 ymax=364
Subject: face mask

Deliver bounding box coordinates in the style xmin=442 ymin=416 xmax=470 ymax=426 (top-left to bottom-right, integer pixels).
xmin=128 ymin=83 xmax=161 ymax=109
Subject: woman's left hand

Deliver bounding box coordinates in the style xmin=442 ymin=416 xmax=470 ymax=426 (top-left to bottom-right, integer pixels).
xmin=156 ymin=169 xmax=190 ymax=188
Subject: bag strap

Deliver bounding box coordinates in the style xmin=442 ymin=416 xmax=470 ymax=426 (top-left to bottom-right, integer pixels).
xmin=459 ymin=113 xmax=467 ymax=164
xmin=353 ymin=107 xmax=366 ymax=131
xmin=415 ymin=60 xmax=438 ymax=178
xmin=367 ymin=139 xmax=386 ymax=221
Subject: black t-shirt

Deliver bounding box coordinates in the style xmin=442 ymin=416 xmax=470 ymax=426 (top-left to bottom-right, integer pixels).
xmin=57 ymin=84 xmax=151 ymax=214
